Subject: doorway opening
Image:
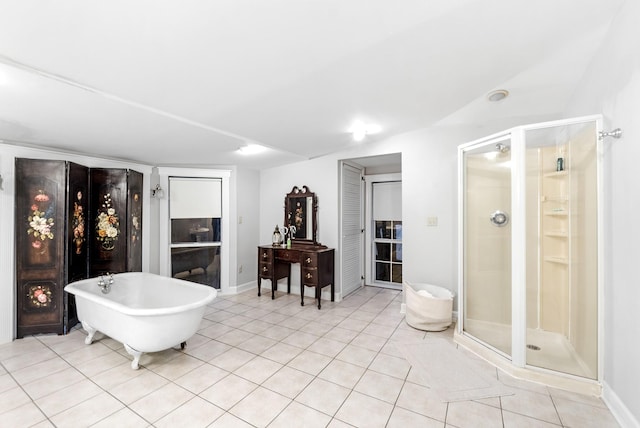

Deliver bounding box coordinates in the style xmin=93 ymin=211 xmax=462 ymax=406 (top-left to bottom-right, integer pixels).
xmin=339 ymin=154 xmax=402 ymax=297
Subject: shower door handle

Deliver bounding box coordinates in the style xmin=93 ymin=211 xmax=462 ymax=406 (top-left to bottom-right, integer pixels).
xmin=490 ymin=210 xmax=509 ymax=227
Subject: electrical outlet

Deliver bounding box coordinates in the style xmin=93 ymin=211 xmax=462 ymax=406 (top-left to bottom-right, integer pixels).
xmin=238 ymin=216 xmax=243 ymax=224
xmin=427 ymin=216 xmax=438 ymax=227
xmin=238 ymin=264 xmax=243 ymax=274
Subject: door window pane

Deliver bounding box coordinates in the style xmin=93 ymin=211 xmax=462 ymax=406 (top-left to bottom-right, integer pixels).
xmin=375 ymin=221 xmax=392 ymax=239
xmin=393 ymin=222 xmax=402 ymax=240
xmin=392 ymin=243 xmax=402 ymax=262
xmin=392 ymin=264 xmax=402 ymax=283
xmin=376 ymin=262 xmax=390 ymax=282
xmin=171 ymin=246 xmax=220 ymax=288
xmin=375 ymin=242 xmax=391 ymax=261
xmin=171 ymin=218 xmax=221 ymax=243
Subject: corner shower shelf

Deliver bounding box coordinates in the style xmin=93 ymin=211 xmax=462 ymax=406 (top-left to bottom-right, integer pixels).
xmin=544 ymin=170 xmax=569 ymax=178
xmin=545 ymin=230 xmax=568 ymax=238
xmin=544 ymin=256 xmax=569 ymax=265
xmin=544 ymin=211 xmax=568 ymax=216
xmin=541 ymin=196 xmax=568 ymax=202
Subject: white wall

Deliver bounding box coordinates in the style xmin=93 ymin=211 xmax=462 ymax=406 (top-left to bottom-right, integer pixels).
xmin=0 ymin=144 xmax=153 ymax=344
xmin=564 ymin=1 xmax=640 ymax=424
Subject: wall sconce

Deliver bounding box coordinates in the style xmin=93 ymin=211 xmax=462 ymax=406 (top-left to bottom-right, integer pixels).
xmin=151 ymin=184 xmax=164 ymax=199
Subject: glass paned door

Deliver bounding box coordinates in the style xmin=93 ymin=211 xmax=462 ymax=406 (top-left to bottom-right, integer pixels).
xmin=169 ymin=177 xmax=222 ymax=288
xmin=371 ymin=181 xmax=402 ymax=287
xmin=462 ymin=136 xmax=512 ymax=356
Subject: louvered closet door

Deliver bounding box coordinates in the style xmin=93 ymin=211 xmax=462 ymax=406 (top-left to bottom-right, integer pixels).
xmin=341 ymin=163 xmax=364 ymax=297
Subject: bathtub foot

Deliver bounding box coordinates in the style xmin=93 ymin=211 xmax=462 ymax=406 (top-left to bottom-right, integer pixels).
xmin=180 ymin=341 xmax=186 ymax=350
xmin=82 ymin=321 xmax=97 ymax=345
xmin=124 ymin=344 xmax=142 ymax=370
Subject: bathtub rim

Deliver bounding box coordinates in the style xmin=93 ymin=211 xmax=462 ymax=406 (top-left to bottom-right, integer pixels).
xmin=65 ymin=272 xmax=217 ymax=317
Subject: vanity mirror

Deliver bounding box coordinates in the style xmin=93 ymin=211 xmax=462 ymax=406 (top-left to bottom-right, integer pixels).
xmin=284 ymin=185 xmax=318 ymax=246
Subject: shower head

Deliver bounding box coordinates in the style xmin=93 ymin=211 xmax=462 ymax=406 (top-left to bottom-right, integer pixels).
xmin=496 ymin=143 xmax=510 ymax=153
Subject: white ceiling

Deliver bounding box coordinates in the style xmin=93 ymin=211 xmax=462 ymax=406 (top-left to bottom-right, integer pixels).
xmin=0 ymin=0 xmax=623 ymax=169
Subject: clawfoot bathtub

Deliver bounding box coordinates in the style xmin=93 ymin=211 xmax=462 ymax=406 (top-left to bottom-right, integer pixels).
xmin=65 ymin=272 xmax=217 ymax=369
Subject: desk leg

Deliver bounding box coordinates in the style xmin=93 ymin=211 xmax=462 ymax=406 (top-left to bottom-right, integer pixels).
xmin=331 ymin=272 xmax=335 ymax=302
xmin=271 ymin=274 xmax=276 ymax=300
xmin=257 ymin=277 xmax=261 ymax=297
xmin=287 ymin=265 xmax=291 ymax=294
xmin=316 ymin=285 xmax=321 ymax=310
xmin=300 ymin=282 xmax=305 ymax=306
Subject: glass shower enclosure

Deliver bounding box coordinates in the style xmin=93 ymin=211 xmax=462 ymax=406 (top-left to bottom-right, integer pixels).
xmin=457 ymin=116 xmax=602 ymax=386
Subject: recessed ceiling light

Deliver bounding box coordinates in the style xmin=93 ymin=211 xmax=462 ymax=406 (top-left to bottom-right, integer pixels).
xmin=349 ymin=120 xmax=381 ymax=142
xmin=487 ymin=89 xmax=509 ymax=102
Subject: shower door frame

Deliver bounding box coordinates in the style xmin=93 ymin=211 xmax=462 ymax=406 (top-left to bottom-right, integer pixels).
xmin=457 ymin=114 xmax=604 ymax=386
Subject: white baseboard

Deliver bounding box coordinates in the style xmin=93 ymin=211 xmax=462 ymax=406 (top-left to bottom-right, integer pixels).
xmin=602 ymin=380 xmax=640 ymax=428
xmin=233 ymin=280 xmax=258 ymax=295
xmin=218 ymin=280 xmax=257 ymax=296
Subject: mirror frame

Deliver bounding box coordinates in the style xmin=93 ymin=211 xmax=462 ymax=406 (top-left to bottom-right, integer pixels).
xmin=284 ymin=185 xmax=318 ymax=246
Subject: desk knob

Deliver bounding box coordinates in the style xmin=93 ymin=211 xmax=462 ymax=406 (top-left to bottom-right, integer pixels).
xmin=305 ymin=273 xmax=313 ymax=279
xmin=262 ymin=266 xmax=268 ymax=272
xmin=305 ymin=257 xmax=312 ymax=264
xmin=262 ymin=252 xmax=268 ymax=258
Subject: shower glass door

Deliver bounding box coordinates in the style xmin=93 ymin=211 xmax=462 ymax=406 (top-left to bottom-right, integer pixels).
xmin=523 ymin=119 xmax=599 ymax=379
xmin=462 ymin=135 xmax=512 ymax=356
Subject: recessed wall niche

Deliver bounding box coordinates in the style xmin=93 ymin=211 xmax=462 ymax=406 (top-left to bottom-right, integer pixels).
xmin=15 ymin=158 xmax=143 ymax=337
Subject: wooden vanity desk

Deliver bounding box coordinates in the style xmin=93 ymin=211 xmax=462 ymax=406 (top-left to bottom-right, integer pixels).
xmin=258 ymin=244 xmax=335 ymax=309
xmin=260 ymin=185 xmax=334 ymax=308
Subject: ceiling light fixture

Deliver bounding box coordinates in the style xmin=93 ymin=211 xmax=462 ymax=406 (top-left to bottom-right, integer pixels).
xmin=349 ymin=121 xmax=381 ymax=142
xmin=487 ymin=89 xmax=509 ymax=102
xmin=238 ymin=143 xmax=267 ymax=155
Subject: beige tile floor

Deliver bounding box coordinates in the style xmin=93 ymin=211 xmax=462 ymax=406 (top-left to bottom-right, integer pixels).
xmin=0 ymin=286 xmax=620 ymax=427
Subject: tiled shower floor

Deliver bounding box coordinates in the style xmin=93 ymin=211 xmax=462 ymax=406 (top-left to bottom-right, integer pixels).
xmin=0 ymin=287 xmax=619 ymax=427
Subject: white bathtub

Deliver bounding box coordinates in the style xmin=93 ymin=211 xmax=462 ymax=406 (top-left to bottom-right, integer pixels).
xmin=64 ymin=272 xmax=217 ymax=369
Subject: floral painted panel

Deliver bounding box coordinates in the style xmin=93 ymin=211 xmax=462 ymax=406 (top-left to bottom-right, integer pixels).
xmin=126 ymin=170 xmax=143 ymax=272
xmin=67 ymin=162 xmax=89 ymax=283
xmin=26 ymin=190 xmax=55 ymax=260
xmin=22 ymin=281 xmax=57 ymax=312
xmin=71 ymin=190 xmax=86 ymax=254
xmin=89 ymin=168 xmax=129 ymax=275
xmin=21 ymin=177 xmax=60 ymax=269
xmin=96 ymin=192 xmax=121 ymax=251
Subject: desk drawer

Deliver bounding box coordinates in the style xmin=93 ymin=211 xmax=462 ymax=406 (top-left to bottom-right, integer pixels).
xmin=259 ymin=262 xmax=272 ymax=277
xmin=260 ymin=248 xmax=273 ymax=260
xmin=275 ymin=249 xmax=298 ymax=262
xmin=302 ymin=268 xmax=318 ymax=286
xmin=301 ymin=252 xmax=318 ymax=267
